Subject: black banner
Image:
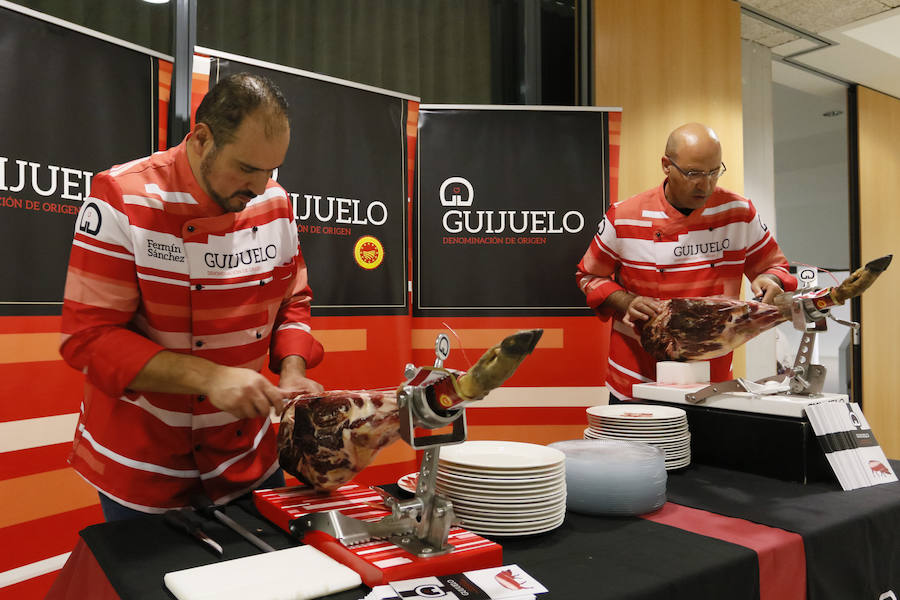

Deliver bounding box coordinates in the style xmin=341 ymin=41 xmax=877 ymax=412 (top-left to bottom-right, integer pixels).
xmin=0 ymin=7 xmax=157 ymax=316
xmin=214 ymin=57 xmax=410 ymax=316
xmin=415 ymin=107 xmax=612 ymax=316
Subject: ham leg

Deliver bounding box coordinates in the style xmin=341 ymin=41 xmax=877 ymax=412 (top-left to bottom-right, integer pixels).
xmin=638 ymin=255 xmax=892 ymax=362
xmin=639 ymin=297 xmax=785 ymax=362
xmin=278 ymin=329 xmax=543 ymax=491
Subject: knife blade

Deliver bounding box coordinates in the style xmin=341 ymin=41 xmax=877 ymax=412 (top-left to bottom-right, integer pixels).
xmin=191 ymin=494 xmax=276 ymax=553
xmin=164 ymin=509 xmax=224 ymax=557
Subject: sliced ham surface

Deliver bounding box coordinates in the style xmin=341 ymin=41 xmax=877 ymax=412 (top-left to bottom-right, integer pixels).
xmin=639 ymin=297 xmax=786 ymax=362
xmin=278 ymin=389 xmax=400 ymax=491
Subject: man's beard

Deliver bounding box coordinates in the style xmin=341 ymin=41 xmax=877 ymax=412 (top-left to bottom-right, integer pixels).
xmin=200 ymin=148 xmax=254 ymax=213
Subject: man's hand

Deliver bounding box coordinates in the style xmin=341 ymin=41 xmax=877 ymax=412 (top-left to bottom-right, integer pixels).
xmin=623 ymin=295 xmax=664 ymax=327
xmin=278 ymin=355 xmax=324 ymax=399
xmin=128 ymin=352 xmax=297 ymax=420
xmin=206 ymin=366 xmax=294 ymax=419
xmin=605 ymin=290 xmax=663 ymax=327
xmin=751 ymin=274 xmax=784 ymax=304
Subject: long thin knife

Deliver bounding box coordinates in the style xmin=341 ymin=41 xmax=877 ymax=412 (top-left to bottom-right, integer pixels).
xmin=163 ymin=509 xmax=224 ymax=557
xmin=192 ymin=494 xmax=276 ymax=553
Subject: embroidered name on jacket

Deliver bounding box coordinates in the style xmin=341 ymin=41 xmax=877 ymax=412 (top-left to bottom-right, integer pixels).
xmin=146 ymin=239 xmax=185 ymax=262
xmin=204 ymin=244 xmax=278 ymax=269
xmin=673 ymin=238 xmax=731 ymax=257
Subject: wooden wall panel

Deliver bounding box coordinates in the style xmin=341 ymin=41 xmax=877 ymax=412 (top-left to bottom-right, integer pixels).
xmin=857 ymin=86 xmax=900 ymax=459
xmin=591 ymin=0 xmax=746 ymax=373
xmin=593 ymin=0 xmax=744 ymax=202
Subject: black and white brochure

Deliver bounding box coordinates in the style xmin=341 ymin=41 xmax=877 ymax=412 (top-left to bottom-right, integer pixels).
xmin=805 ymin=400 xmax=897 ymax=491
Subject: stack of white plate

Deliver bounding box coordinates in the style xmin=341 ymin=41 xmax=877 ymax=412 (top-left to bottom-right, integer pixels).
xmin=433 ymin=440 xmax=566 ymax=536
xmin=585 ymin=404 xmax=690 ymax=470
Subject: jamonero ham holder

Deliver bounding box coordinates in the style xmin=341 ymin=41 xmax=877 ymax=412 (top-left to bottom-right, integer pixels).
xmin=253 ymin=329 xmax=543 ymax=585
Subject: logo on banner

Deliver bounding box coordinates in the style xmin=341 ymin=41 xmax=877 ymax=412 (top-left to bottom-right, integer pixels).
xmin=438 ymin=177 xmax=584 ymax=237
xmin=78 ymin=202 xmax=103 ymax=235
xmin=439 ymin=176 xmax=474 ymax=206
xmin=354 ymin=235 xmax=384 ymax=270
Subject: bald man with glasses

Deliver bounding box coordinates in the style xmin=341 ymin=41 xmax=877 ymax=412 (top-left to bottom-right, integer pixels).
xmin=577 ymin=122 xmax=797 ymax=403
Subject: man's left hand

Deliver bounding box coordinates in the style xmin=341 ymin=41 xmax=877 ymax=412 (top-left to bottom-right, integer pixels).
xmin=279 ymin=355 xmax=324 ymax=398
xmin=751 ymin=274 xmax=784 ymax=304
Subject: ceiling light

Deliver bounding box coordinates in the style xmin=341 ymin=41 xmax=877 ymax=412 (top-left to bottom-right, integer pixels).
xmin=141 ymin=0 xmax=169 ymax=3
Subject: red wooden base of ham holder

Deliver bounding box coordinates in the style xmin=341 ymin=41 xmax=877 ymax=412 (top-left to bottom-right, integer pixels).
xmin=253 ymin=484 xmax=503 ymax=587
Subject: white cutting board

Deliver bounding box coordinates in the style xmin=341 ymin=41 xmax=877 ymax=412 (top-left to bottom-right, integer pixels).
xmin=164 ymin=545 xmax=362 ymax=600
xmin=632 ymin=382 xmax=848 ymax=418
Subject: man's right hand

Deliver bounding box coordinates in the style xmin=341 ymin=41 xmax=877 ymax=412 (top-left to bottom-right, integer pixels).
xmin=128 ymin=351 xmax=296 ymax=420
xmin=623 ymin=295 xmax=664 ymax=327
xmin=206 ymin=366 xmax=293 ymax=419
xmin=604 ymin=291 xmax=663 ymax=327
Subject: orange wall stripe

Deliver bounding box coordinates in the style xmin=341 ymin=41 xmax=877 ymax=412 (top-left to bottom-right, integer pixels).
xmin=0 ymin=333 xmax=60 ymax=364
xmin=0 ymin=469 xmax=99 ymax=529
xmin=0 ymin=330 xmax=374 ymax=365
xmin=316 ymin=329 xmax=367 ymax=353
xmin=411 ymin=328 xmax=563 ymax=350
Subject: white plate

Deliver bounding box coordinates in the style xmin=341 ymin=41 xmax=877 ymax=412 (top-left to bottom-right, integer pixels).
xmin=458 ymin=509 xmax=565 ymax=528
xmin=397 ymin=472 xmax=418 ymax=494
xmin=452 ymin=500 xmax=567 ymax=518
xmin=436 ymin=480 xmax=565 ymax=498
xmin=438 ymin=440 xmax=565 ymax=470
xmin=448 ymin=492 xmax=567 ymax=509
xmin=588 ymin=422 xmax=688 ymax=433
xmin=464 ymin=514 xmax=565 ymax=537
xmin=437 ymin=484 xmax=566 ymax=502
xmin=665 ymin=457 xmax=691 ymax=470
xmin=589 ymin=430 xmax=691 ymax=444
xmin=439 ymin=462 xmax=565 ymax=479
xmin=588 ymin=404 xmax=686 ymax=420
xmin=437 ymin=471 xmax=566 ymax=490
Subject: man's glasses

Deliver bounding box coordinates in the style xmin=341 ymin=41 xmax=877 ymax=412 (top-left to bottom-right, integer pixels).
xmin=666 ymin=157 xmax=727 ymax=181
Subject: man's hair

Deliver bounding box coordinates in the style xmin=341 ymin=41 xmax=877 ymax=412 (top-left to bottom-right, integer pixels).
xmin=195 ymin=72 xmax=290 ymax=146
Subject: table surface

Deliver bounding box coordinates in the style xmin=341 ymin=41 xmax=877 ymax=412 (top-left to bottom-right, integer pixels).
xmin=76 ymin=461 xmax=900 ymax=600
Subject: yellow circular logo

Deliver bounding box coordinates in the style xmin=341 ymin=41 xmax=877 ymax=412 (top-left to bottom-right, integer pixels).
xmin=354 ymin=236 xmax=384 ymax=270
xmin=439 ymin=394 xmax=454 ymax=408
xmin=816 ymin=299 xmax=827 ymax=309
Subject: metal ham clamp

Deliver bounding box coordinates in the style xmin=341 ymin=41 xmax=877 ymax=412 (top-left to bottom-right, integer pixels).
xmin=290 ymin=330 xmax=543 ymax=557
xmin=685 ymin=255 xmax=892 ymax=403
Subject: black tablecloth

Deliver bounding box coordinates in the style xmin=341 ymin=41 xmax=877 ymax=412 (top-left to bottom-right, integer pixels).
xmin=73 ymin=461 xmax=900 ymax=600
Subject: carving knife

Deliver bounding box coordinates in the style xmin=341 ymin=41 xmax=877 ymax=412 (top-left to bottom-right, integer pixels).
xmin=191 ymin=494 xmax=276 ymax=553
xmin=163 ymin=509 xmax=224 ymax=557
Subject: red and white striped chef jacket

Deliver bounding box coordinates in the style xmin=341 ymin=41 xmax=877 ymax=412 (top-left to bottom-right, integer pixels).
xmin=577 ymin=181 xmax=797 ymax=401
xmin=60 ymin=140 xmax=324 ymax=512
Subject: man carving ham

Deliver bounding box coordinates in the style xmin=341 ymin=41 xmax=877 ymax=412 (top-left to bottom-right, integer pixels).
xmin=576 ymin=123 xmax=797 ymax=402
